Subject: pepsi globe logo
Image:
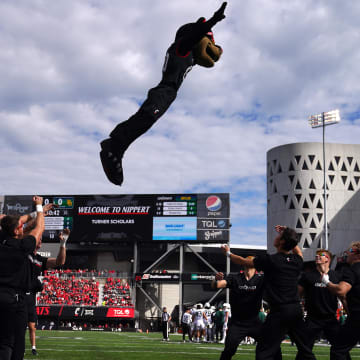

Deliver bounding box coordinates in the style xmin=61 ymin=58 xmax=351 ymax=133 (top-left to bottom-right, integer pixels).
xmin=206 ymin=196 xmax=222 ymax=212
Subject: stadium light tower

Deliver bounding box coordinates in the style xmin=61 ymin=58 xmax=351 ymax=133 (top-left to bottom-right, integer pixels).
xmin=308 ymin=109 xmax=341 ymax=250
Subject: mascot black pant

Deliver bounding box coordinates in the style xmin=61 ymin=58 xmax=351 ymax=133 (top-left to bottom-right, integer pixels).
xmin=296 ymin=316 xmax=351 ymax=360
xmin=219 ymin=318 xmax=282 ymax=360
xmin=330 ymin=316 xmax=360 ymax=360
xmin=256 ymin=304 xmax=316 ymax=360
xmin=0 ymin=290 xmax=26 ymax=360
xmin=110 ymin=85 xmax=177 ymax=151
xmin=181 ymin=323 xmax=192 ymax=341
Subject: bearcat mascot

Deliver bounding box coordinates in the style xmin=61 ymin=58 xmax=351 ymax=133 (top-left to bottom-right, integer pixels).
xmin=100 ymin=2 xmax=227 ymax=185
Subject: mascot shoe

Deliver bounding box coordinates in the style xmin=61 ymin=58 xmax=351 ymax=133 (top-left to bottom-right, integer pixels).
xmin=100 ymin=138 xmax=124 ymax=186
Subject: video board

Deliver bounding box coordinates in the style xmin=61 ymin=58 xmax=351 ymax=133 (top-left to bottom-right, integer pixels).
xmin=2 ymin=193 xmax=230 ymax=243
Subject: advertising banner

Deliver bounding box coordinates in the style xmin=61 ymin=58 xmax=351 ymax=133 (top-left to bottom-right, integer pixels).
xmin=134 ymin=273 xmax=216 ymax=283
xmin=106 ymin=307 xmax=135 ymax=318
xmin=181 ymin=273 xmax=216 ymax=282
xmin=135 ymin=273 xmax=181 ymax=282
xmin=3 ymin=196 xmax=33 ymax=215
xmin=36 ymin=306 xmax=135 ymax=319
xmin=36 ymin=306 xmax=62 ymax=317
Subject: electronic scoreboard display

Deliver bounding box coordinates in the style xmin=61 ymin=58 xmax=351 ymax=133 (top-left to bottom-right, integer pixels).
xmin=42 ymin=196 xmax=74 ymax=240
xmin=2 ymin=193 xmax=230 ymax=243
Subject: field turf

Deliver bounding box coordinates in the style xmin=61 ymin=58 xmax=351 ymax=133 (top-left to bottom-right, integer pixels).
xmin=24 ymin=330 xmax=360 ymax=360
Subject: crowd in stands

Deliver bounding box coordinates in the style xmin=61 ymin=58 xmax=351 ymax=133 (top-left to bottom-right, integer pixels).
xmin=37 ymin=275 xmax=99 ymax=305
xmin=102 ymin=278 xmax=133 ymax=307
xmin=36 ymin=269 xmax=133 ymax=307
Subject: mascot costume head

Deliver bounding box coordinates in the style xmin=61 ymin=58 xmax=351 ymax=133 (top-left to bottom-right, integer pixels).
xmin=175 ymin=17 xmax=223 ymax=68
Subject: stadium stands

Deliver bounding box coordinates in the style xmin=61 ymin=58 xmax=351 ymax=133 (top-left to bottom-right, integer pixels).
xmin=102 ymin=277 xmax=133 ymax=307
xmin=37 ymin=274 xmax=99 ymax=305
xmin=36 ymin=269 xmax=133 ymax=307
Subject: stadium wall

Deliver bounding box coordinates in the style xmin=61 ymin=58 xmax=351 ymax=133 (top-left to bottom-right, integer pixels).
xmin=96 ymin=252 xmax=132 ymax=273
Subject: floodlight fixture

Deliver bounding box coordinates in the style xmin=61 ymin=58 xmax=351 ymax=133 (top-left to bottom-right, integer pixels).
xmin=309 ymin=109 xmax=341 ymax=128
xmin=308 ymin=109 xmax=341 ymax=250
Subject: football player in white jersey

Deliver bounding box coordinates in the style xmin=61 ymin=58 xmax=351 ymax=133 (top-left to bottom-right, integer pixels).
xmin=220 ymin=302 xmax=231 ymax=344
xmin=204 ymin=302 xmax=215 ymax=342
xmin=181 ymin=308 xmax=193 ymax=342
xmin=190 ymin=305 xmax=197 ymax=339
xmin=192 ymin=303 xmax=207 ymax=342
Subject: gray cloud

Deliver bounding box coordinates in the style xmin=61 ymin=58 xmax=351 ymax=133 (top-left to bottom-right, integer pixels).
xmin=1 ymin=0 xmax=359 ymax=246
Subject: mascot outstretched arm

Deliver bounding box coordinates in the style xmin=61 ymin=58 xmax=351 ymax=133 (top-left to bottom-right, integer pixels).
xmin=100 ymin=2 xmax=227 ymax=186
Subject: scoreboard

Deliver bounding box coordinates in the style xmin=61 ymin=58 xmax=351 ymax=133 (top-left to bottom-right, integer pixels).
xmin=1 ymin=193 xmax=230 ymax=243
xmin=42 ymin=196 xmax=74 ymax=240
xmin=155 ymin=195 xmax=197 ymax=216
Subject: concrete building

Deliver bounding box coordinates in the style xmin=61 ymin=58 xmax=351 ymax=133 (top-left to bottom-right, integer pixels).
xmin=267 ymin=142 xmax=360 ymax=261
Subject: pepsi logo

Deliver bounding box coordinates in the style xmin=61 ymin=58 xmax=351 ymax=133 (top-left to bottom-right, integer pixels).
xmin=206 ymin=196 xmax=222 ymax=212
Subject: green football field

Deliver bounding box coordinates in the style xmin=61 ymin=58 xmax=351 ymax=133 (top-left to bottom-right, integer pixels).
xmin=24 ymin=330 xmax=360 ymax=360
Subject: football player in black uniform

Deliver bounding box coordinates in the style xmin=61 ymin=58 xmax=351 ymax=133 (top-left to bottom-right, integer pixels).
xmin=224 ymin=225 xmax=316 ymax=360
xmin=100 ymin=2 xmax=227 ymax=186
xmin=0 ymin=196 xmax=45 ymax=360
xmin=322 ymin=242 xmax=360 ymax=359
xmin=25 ymin=228 xmax=69 ymax=356
xmin=212 ymin=256 xmax=282 ymax=360
xmin=296 ymin=249 xmax=350 ymax=360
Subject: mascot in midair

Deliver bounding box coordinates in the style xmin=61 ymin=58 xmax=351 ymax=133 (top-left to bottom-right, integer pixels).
xmin=100 ymin=2 xmax=227 ymax=185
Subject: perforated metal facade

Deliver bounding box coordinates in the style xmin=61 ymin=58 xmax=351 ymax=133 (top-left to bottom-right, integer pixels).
xmin=267 ymin=142 xmax=360 ymax=261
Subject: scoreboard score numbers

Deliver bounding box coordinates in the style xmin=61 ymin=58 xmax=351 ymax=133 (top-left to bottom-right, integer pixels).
xmin=42 ymin=196 xmax=74 ymax=240
xmin=3 ymin=193 xmax=230 ymax=243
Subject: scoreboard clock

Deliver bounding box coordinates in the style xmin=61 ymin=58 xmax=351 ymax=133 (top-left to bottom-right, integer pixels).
xmin=42 ymin=196 xmax=74 ymax=240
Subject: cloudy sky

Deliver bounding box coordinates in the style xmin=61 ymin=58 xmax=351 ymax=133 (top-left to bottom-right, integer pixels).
xmin=1 ymin=0 xmax=360 ymax=247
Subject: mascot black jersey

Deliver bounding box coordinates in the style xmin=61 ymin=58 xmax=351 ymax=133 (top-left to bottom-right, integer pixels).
xmin=100 ymin=2 xmax=227 ymax=186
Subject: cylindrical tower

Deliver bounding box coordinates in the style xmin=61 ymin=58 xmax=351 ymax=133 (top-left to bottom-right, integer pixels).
xmin=267 ymin=142 xmax=360 ymax=261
